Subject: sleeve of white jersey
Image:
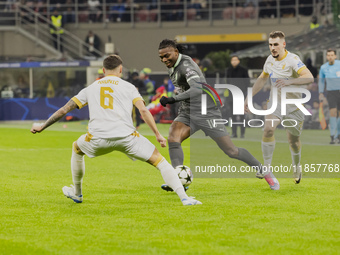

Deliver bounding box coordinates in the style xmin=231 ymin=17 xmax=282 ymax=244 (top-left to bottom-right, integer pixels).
xmin=263 ymin=57 xmax=270 ymax=75
xmin=131 ymin=85 xmax=144 ymax=105
xmin=71 ymin=87 xmax=88 ymax=109
xmin=291 ymin=55 xmax=307 ymax=75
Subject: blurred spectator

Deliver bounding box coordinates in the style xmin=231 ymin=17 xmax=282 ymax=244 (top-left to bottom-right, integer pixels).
xmin=161 ymin=0 xmax=184 ymax=21
xmin=14 ymin=75 xmax=29 ymax=98
xmin=310 ymin=15 xmax=320 ymax=30
xmin=161 ymin=77 xmax=174 ymax=97
xmin=306 ymin=58 xmax=318 ymax=79
xmin=85 ymin=30 xmax=101 ymax=57
xmin=129 ymin=71 xmax=146 ymax=129
xmin=88 ymin=0 xmax=102 ymax=22
xmin=110 ymin=0 xmax=126 ymax=22
xmin=4 ymin=0 xmax=17 ymax=12
xmin=259 ymin=0 xmax=276 ymax=18
xmin=146 ymin=86 xmax=168 ymax=119
xmin=188 ymin=0 xmax=202 ymax=20
xmin=96 ymin=68 xmax=105 ymax=80
xmin=223 ymin=1 xmax=245 ymax=20
xmin=139 ymin=68 xmax=155 ymax=104
xmin=50 ymin=9 xmax=64 ymax=52
xmin=226 ymin=55 xmax=250 ymax=138
xmin=19 ymin=0 xmax=34 ymax=23
xmin=280 ymin=0 xmax=295 ymax=18
xmin=307 ymin=82 xmax=319 ymax=108
xmin=63 ymin=0 xmax=75 ymax=23
xmin=244 ymin=0 xmax=257 ymax=19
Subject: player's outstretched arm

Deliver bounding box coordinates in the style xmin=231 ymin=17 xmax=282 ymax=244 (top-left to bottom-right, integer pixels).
xmin=275 ymin=68 xmax=314 ymax=88
xmin=245 ymin=72 xmax=269 ymax=112
xmin=30 ymin=99 xmax=78 ymax=134
xmin=135 ymin=100 xmax=166 ymax=147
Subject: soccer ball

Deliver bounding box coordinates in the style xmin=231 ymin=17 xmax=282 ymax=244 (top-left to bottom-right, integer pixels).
xmin=175 ymin=165 xmax=193 ymax=187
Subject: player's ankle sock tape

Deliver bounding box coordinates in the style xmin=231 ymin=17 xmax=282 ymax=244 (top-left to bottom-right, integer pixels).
xmin=169 ymin=142 xmax=184 ymax=168
xmin=262 ymin=136 xmax=275 ymax=143
xmin=153 ymin=155 xmax=165 ymax=167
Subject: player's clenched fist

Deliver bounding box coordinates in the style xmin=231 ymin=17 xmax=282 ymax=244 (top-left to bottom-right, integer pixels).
xmin=160 ymin=96 xmax=175 ymax=107
xmin=31 ymin=123 xmax=44 ymax=134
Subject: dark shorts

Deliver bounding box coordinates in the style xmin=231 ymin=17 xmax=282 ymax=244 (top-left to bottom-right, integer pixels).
xmin=327 ymin=90 xmax=340 ymax=109
xmin=174 ymin=110 xmax=229 ymax=138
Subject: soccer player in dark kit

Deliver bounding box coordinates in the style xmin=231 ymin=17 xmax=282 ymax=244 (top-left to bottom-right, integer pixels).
xmin=158 ymin=39 xmax=280 ymax=191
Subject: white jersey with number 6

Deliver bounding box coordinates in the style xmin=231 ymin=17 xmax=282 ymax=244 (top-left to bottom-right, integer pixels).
xmin=72 ymin=74 xmax=143 ymax=138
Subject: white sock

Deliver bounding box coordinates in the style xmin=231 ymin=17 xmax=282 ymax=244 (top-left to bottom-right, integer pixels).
xmin=262 ymin=140 xmax=275 ymax=172
xmin=71 ymin=149 xmax=85 ymax=196
xmin=156 ymin=158 xmax=188 ymax=201
xmin=289 ymin=147 xmax=301 ymax=173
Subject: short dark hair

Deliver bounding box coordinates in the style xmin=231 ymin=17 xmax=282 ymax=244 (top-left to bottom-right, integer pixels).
xmin=269 ymin=31 xmax=285 ymax=39
xmin=103 ymin=55 xmax=122 ymax=70
xmin=231 ymin=55 xmax=240 ymax=60
xmin=159 ymin=39 xmax=185 ymax=53
xmin=327 ymin=48 xmax=336 ymax=55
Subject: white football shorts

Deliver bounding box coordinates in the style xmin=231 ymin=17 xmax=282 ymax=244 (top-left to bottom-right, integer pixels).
xmin=76 ymin=131 xmax=155 ymax=161
xmin=272 ymin=108 xmax=304 ymax=137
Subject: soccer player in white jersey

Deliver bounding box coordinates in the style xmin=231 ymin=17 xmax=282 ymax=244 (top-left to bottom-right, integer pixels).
xmin=245 ymin=31 xmax=313 ymax=184
xmin=30 ymin=55 xmax=201 ymax=206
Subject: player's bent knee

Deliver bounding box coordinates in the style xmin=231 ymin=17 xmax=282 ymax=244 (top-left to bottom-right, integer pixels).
xmin=73 ymin=141 xmax=85 ymax=155
xmin=168 ymin=135 xmax=180 ymax=143
xmin=289 ymin=140 xmax=300 ymax=150
xmin=263 ymin=128 xmax=274 ymax=137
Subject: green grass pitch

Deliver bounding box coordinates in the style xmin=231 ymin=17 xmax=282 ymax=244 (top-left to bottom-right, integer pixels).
xmin=0 ymin=121 xmax=339 ymax=254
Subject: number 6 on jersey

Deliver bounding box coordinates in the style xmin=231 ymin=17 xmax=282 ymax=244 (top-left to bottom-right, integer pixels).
xmin=100 ymin=87 xmax=113 ymax=109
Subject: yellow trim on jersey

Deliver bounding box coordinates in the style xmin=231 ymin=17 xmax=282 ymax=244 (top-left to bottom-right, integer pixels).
xmin=262 ymin=136 xmax=275 ymax=142
xmin=105 ymin=74 xmax=119 ymax=77
xmin=85 ymin=132 xmax=93 ymax=142
xmin=153 ymin=155 xmax=165 ymax=167
xmin=297 ymin=66 xmax=307 ymax=74
xmin=133 ymin=97 xmax=144 ymax=105
xmin=72 ymin=96 xmax=87 ymax=109
xmin=263 ymin=71 xmax=269 ymax=75
xmin=276 ymin=50 xmax=288 ymax=61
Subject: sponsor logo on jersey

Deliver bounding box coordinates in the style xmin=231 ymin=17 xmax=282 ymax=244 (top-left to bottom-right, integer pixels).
xmin=297 ymin=61 xmax=304 ymax=68
xmin=186 ymin=68 xmax=197 ymax=77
